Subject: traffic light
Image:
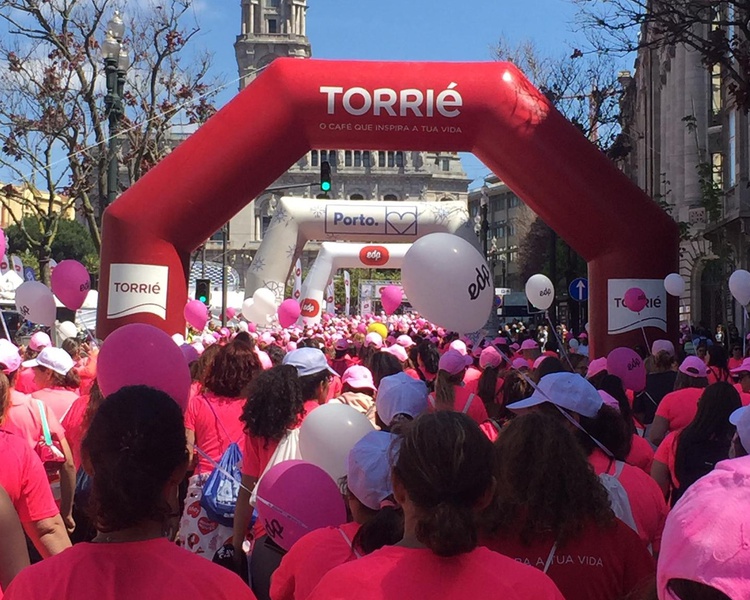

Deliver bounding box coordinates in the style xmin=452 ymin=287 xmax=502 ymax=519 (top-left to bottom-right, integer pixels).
xmin=195 ymin=278 xmax=211 ymax=306
xmin=320 ymin=160 xmax=331 ymax=193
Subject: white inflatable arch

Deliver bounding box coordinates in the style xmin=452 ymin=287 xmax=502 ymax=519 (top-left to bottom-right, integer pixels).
xmin=245 ymin=197 xmax=475 ymax=303
xmin=299 ymin=242 xmax=410 ymax=324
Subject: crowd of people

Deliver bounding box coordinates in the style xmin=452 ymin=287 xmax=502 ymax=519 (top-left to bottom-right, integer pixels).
xmin=0 ymin=313 xmax=748 ymax=600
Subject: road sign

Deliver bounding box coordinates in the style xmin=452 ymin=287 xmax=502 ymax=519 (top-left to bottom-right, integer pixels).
xmin=569 ymin=277 xmax=588 ymax=302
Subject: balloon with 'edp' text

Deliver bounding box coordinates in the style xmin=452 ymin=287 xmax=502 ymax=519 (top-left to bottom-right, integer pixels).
xmin=402 ymin=233 xmax=493 ymax=333
xmin=525 ymin=274 xmax=555 ymax=311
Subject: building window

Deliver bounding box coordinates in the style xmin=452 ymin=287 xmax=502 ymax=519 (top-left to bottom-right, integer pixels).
xmin=728 ymin=110 xmax=736 ymax=187
xmin=350 ymin=193 xmax=364 ymax=200
xmin=712 ymin=152 xmax=723 ymax=189
xmin=328 ymin=150 xmax=337 ymax=166
xmin=711 ymin=64 xmax=722 ymax=116
xmin=442 ymin=158 xmax=450 ymax=171
xmin=378 ymin=152 xmax=386 ymax=168
xmin=384 ymin=194 xmax=398 ymax=201
xmin=387 ymin=152 xmax=395 ymax=168
xmin=262 ymin=215 xmax=272 ymax=236
xmin=396 ymin=152 xmax=404 ymax=168
xmin=363 ymin=151 xmax=370 ymax=168
xmin=497 ymin=225 xmax=506 ymax=238
xmin=509 ymin=196 xmax=520 ymax=208
xmin=354 ymin=151 xmax=362 ymax=167
xmin=267 ymin=19 xmax=277 ymax=33
xmin=507 ymin=223 xmax=516 ymax=237
xmin=266 ymin=0 xmax=280 ymax=6
xmin=345 ymin=151 xmax=352 ymax=167
xmin=310 ymin=150 xmax=319 ymax=167
xmin=492 ymin=197 xmax=505 ymax=212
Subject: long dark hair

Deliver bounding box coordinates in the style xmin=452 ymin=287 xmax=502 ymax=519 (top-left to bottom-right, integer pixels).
xmin=485 ymin=411 xmax=614 ymax=545
xmin=393 ymin=412 xmax=493 ymax=557
xmin=415 ymin=341 xmax=439 ymax=378
xmin=351 ymin=499 xmax=404 ymax=556
xmin=476 ymin=366 xmax=502 ymax=415
xmin=595 ymin=374 xmax=636 ymax=436
xmin=369 ymin=352 xmax=402 ymax=388
xmin=241 ymin=365 xmax=305 ymax=444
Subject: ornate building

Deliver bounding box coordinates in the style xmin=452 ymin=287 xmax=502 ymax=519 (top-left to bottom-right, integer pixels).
xmin=207 ymin=0 xmax=471 ymax=285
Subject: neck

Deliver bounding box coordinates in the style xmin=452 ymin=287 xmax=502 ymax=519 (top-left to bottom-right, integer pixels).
xmin=92 ymin=520 xmax=165 ymax=544
xmin=396 ymin=506 xmax=426 ymax=550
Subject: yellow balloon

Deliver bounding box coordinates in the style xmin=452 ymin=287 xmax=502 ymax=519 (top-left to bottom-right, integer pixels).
xmin=367 ymin=322 xmax=388 ymax=340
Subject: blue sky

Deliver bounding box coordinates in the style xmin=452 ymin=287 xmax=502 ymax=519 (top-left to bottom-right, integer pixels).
xmin=191 ymin=0 xmax=626 ymax=188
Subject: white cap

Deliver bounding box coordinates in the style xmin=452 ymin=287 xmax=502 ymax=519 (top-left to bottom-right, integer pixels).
xmin=22 ymin=346 xmax=75 ymax=376
xmin=347 ymin=431 xmax=399 ymax=510
xmin=507 ymin=371 xmax=603 ymax=418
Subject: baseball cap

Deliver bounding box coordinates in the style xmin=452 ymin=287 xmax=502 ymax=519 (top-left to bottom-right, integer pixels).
xmin=376 ymin=372 xmax=428 ymax=426
xmin=510 ymin=342 xmax=520 ymax=352
xmin=479 ymin=346 xmax=502 ymax=370
xmin=334 ymin=338 xmax=350 ymax=352
xmin=521 ymin=339 xmax=539 ymax=351
xmin=679 ymin=356 xmax=709 ymax=378
xmin=396 ymin=335 xmax=415 ymax=348
xmin=382 ymin=345 xmax=408 ymax=363
xmin=652 ymin=339 xmax=676 ymax=357
xmin=507 ymin=371 xmax=603 ymax=418
xmin=438 ymin=349 xmax=472 ymax=375
xmin=493 ymin=337 xmax=508 ymax=347
xmin=341 ymin=365 xmax=376 ymax=392
xmin=28 ymin=331 xmax=51 ymax=352
xmin=532 ymin=355 xmax=547 ymax=370
xmin=365 ymin=332 xmax=383 ymax=349
xmin=578 ymin=332 xmax=588 ymax=339
xmin=586 ymin=357 xmax=608 ymax=380
xmin=449 ymin=339 xmax=469 ymax=355
xmin=0 ymin=339 xmax=21 ymax=374
xmin=657 ymin=455 xmax=750 ymax=600
xmin=282 ymin=347 xmax=336 ymax=377
xmin=22 ymin=346 xmax=75 ymax=376
xmin=511 ymin=357 xmax=530 ymax=371
xmin=347 ymin=431 xmax=400 ymax=510
xmin=730 ymin=406 xmax=750 ymax=452
xmin=730 ymin=357 xmax=750 ymax=375
xmin=598 ymin=390 xmax=620 ymax=412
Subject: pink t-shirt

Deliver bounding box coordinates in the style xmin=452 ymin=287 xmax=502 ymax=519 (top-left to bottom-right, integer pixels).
xmin=3 ymin=537 xmax=256 ymax=600
xmin=0 ymin=429 xmax=59 ymax=523
xmin=654 ymin=430 xmax=679 ymax=489
xmin=428 ymin=386 xmax=489 ymax=424
xmin=464 ymin=366 xmax=482 ymax=385
xmin=2 ymin=390 xmax=65 ymax=450
xmin=654 ymin=387 xmax=703 ymax=433
xmin=627 ymin=434 xmax=655 ymax=474
xmin=588 ymin=449 xmax=668 ymax=552
xmin=14 ymin=367 xmax=38 ymax=394
xmin=308 ymin=545 xmax=564 ymax=600
xmin=184 ymin=391 xmax=245 ymax=475
xmin=61 ymin=395 xmax=90 ymax=470
xmin=271 ymin=521 xmax=362 ymax=600
xmin=31 ymin=387 xmax=79 ymax=423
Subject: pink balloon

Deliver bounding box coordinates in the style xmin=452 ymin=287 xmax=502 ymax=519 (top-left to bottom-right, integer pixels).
xmin=623 ymin=287 xmax=648 ymax=313
xmin=277 ymin=299 xmax=301 ymax=328
xmin=0 ymin=230 xmax=6 ymax=259
xmin=98 ymin=323 xmax=191 ymax=411
xmin=183 ymin=299 xmax=209 ymax=331
xmin=381 ymin=285 xmax=403 ymax=316
xmin=49 ymin=260 xmax=90 ymax=311
xmin=225 ymin=307 xmax=236 ymax=320
xmin=256 ymin=460 xmax=347 ymax=551
xmin=247 ymin=322 xmax=257 ymax=333
xmin=607 ymin=347 xmax=646 ymax=393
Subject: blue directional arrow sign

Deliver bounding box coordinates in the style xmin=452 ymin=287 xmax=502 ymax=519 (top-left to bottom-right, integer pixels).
xmin=569 ymin=277 xmax=588 ymax=302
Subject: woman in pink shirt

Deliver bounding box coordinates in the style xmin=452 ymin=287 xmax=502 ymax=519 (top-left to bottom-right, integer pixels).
xmin=427 ymin=349 xmax=488 ymax=424
xmin=178 ymin=341 xmax=261 ymax=556
xmin=25 ymin=347 xmax=80 ymax=423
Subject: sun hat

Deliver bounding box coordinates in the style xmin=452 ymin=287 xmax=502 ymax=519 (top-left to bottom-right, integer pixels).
xmin=520 ymin=339 xmax=539 ymax=351
xmin=507 ymin=371 xmax=603 ymax=418
xmin=438 ymin=349 xmax=472 ymax=375
xmin=657 ymin=455 xmax=750 ymax=600
xmin=586 ymin=357 xmax=608 ymax=379
xmin=382 ymin=344 xmax=408 ymax=363
xmin=347 ymin=431 xmax=400 ymax=511
xmin=364 ymin=332 xmax=384 ymax=349
xmin=0 ymin=339 xmax=21 ymax=374
xmin=730 ymin=357 xmax=750 ymax=375
xmin=679 ymin=356 xmax=709 ymax=378
xmin=28 ymin=331 xmax=51 ymax=352
xmin=282 ymin=347 xmax=337 ymax=377
xmin=22 ymin=346 xmax=75 ymax=376
xmin=479 ymin=346 xmax=502 ymax=370
xmin=341 ymin=365 xmax=376 ymax=392
xmin=375 ymin=372 xmax=428 ymax=426
xmin=652 ymin=339 xmax=676 ymax=357
xmin=396 ymin=335 xmax=415 ymax=348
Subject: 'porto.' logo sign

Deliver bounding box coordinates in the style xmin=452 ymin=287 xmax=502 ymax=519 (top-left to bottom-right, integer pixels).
xmin=359 ymin=246 xmax=390 ymax=267
xmin=320 ymin=83 xmax=463 ymax=118
xmin=300 ymin=298 xmax=320 ymax=318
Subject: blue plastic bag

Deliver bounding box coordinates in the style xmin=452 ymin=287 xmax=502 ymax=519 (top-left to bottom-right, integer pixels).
xmin=200 ymin=441 xmax=242 ymax=527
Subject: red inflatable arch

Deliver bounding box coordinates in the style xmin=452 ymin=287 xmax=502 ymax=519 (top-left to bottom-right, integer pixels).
xmin=98 ymin=58 xmax=678 ymax=355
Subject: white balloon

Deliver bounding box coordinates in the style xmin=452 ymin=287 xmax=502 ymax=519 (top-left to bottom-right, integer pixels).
xmin=242 ymin=297 xmax=271 ymax=323
xmin=525 ymin=274 xmax=555 ymax=311
xmin=730 ymin=270 xmax=750 ymax=306
xmin=401 ymin=233 xmax=493 ymax=333
xmin=56 ymin=320 xmax=78 ymax=341
xmin=237 ymin=321 xmax=249 ymax=332
xmin=15 ymin=281 xmax=56 ymax=326
xmin=663 ymin=273 xmax=685 ymax=297
xmin=253 ymin=287 xmax=278 ymax=317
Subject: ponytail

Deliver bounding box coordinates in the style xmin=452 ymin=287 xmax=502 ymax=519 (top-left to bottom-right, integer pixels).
xmin=415 ymin=501 xmax=477 ymax=557
xmin=476 ymin=366 xmax=500 ymax=410
xmin=352 ymin=502 xmax=404 ymax=555
xmin=434 ymin=370 xmax=458 ymax=411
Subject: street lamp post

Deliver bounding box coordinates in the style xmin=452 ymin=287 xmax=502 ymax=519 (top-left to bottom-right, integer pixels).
xmin=102 ymin=11 xmax=129 ymax=207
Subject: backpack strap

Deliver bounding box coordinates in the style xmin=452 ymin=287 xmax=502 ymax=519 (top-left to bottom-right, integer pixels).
xmin=462 ymin=394 xmax=475 ymax=414
xmin=428 ymin=393 xmax=436 ymax=408
xmin=200 ymin=394 xmax=237 ymax=442
xmin=542 ymin=541 xmax=558 ymax=574
xmin=613 ymin=460 xmax=625 ymax=478
xmin=337 ymin=527 xmax=363 ymax=559
xmin=36 ymin=400 xmax=53 ymax=446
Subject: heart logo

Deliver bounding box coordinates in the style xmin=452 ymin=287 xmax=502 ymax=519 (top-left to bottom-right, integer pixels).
xmin=385 ymin=209 xmax=418 ymax=235
xmin=187 ymin=501 xmax=201 ymax=518
xmin=198 ymin=517 xmax=218 ymax=535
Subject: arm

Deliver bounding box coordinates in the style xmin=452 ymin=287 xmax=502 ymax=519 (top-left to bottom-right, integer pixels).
xmin=648 ymin=415 xmax=669 ymax=447
xmin=0 ymin=486 xmax=29 ymax=591
xmin=233 ymin=474 xmax=258 ymax=556
xmin=23 ymin=515 xmax=71 ymax=558
xmin=186 ymin=428 xmax=196 ymax=465
xmin=57 ymin=437 xmax=76 ymax=533
xmin=650 ymin=459 xmax=671 ymax=499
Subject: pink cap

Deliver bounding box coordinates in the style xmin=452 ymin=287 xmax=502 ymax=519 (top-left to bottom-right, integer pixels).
xmin=334 ymin=339 xmax=349 ymax=351
xmin=578 ymin=332 xmax=588 ymax=339
xmin=598 ymin=390 xmax=620 ymax=412
xmin=179 ymin=344 xmax=200 ymax=364
xmin=510 ymin=343 xmax=520 ymax=352
xmin=657 ymin=455 xmax=750 ymax=600
xmin=730 ymin=357 xmax=750 ymax=375
xmin=448 ymin=340 xmax=469 ymax=355
xmin=679 ymin=356 xmax=708 ymax=378
xmin=256 ymin=349 xmax=273 ymax=370
xmin=438 ymin=349 xmax=472 ymax=375
xmin=341 ymin=365 xmax=376 ymax=392
xmin=586 ymin=357 xmax=608 ymax=379
xmin=286 ymin=341 xmax=297 ymax=352
xmin=652 ymin=339 xmax=675 ymax=357
xmin=0 ymin=339 xmax=21 ymax=374
xmin=511 ymin=357 xmax=530 ymax=371
xmin=365 ymin=332 xmax=383 ymax=349
xmin=382 ymin=344 xmax=408 ymax=363
xmin=532 ymin=355 xmax=547 ymax=370
xmin=493 ymin=337 xmax=508 ymax=346
xmin=479 ymin=346 xmax=502 ymax=370
xmin=29 ymin=331 xmax=51 ymax=352
xmin=396 ymin=335 xmax=415 ymax=348
xmin=520 ymin=339 xmax=539 ymax=351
